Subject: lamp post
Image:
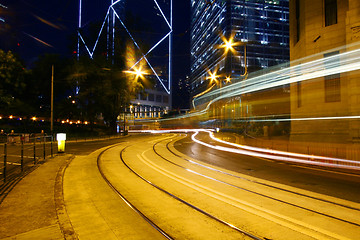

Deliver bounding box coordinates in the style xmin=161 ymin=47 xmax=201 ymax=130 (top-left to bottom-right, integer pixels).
xmin=219 ymin=36 xmax=248 ymax=77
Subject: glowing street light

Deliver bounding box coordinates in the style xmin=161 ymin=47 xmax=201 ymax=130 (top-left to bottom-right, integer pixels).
xmin=124 ymin=66 xmax=148 ymax=81
xmin=219 ymin=34 xmax=248 ymax=77
xmin=206 ymin=69 xmax=219 ymax=84
xmin=219 ymin=35 xmax=240 ymax=55
xmin=225 ymin=76 xmax=232 ymax=83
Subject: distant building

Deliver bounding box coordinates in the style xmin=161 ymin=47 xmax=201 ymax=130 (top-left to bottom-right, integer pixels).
xmin=190 ymin=0 xmax=289 ymax=99
xmin=78 ymin=0 xmax=172 ymax=120
xmin=289 ymin=0 xmax=360 ymax=144
xmin=130 ymin=76 xmax=171 ymax=119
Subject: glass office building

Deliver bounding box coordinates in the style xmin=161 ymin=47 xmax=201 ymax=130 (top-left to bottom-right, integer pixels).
xmin=190 ymin=0 xmax=289 ymax=97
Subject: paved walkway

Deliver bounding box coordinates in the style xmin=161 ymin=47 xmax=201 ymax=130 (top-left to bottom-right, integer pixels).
xmin=0 ymin=154 xmax=75 ymax=240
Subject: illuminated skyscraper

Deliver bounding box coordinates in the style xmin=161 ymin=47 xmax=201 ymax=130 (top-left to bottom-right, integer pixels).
xmin=190 ymin=0 xmax=289 ymax=97
xmin=78 ymin=0 xmax=172 ymax=118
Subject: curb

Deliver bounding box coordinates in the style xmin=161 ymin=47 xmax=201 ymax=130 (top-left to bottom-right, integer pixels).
xmin=54 ymin=155 xmax=78 ymax=240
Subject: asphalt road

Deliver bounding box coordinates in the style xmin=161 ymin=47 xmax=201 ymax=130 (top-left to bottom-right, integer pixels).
xmin=173 ymin=132 xmax=360 ymax=203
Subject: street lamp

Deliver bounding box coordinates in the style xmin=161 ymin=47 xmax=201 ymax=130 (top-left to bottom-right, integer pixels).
xmin=219 ymin=35 xmax=248 ymax=77
xmin=206 ymin=69 xmax=219 ymax=85
xmin=124 ymin=66 xmax=148 ymax=81
xmin=225 ymin=76 xmax=231 ymax=84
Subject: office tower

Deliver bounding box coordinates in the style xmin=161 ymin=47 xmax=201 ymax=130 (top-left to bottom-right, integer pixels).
xmin=190 ymin=0 xmax=289 ymax=97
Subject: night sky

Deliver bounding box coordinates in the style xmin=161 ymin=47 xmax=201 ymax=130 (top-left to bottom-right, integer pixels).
xmin=0 ymin=0 xmax=190 ymax=106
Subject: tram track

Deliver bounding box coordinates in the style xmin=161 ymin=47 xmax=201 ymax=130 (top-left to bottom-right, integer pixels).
xmin=150 ymin=134 xmax=360 ymax=239
xmin=95 ymin=133 xmax=360 ymax=239
xmin=96 ymin=144 xmax=173 ymax=240
xmin=96 ymin=136 xmax=263 ymax=240
xmin=163 ymin=136 xmax=360 ymax=213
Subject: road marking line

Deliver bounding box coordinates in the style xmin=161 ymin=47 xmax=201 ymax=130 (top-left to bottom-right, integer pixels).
xmin=138 ymin=151 xmax=351 ymax=240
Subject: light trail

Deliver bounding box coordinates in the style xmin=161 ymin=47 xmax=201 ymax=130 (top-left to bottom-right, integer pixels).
xmin=193 ymin=44 xmax=360 ymax=110
xmin=231 ymin=115 xmax=360 ymax=123
xmin=208 ymin=131 xmax=358 ymax=165
xmin=191 ymin=131 xmax=360 ymax=170
xmin=128 ymin=128 xmax=359 ymax=169
xmin=129 ymin=129 xmax=214 ymax=134
xmin=24 ymin=33 xmax=53 ymax=48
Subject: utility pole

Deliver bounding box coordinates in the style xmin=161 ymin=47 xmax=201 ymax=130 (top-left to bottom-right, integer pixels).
xmin=51 ymin=65 xmax=54 ymax=135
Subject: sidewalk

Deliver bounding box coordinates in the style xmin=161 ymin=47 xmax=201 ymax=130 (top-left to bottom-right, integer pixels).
xmin=0 ymin=154 xmax=76 ymax=240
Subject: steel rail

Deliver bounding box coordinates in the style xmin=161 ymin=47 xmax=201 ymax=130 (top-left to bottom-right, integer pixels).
xmin=148 ymin=136 xmax=360 ymax=228
xmin=119 ymin=142 xmax=263 ymax=240
xmin=97 ymin=144 xmax=173 ymax=240
xmin=167 ymin=135 xmax=360 ymax=212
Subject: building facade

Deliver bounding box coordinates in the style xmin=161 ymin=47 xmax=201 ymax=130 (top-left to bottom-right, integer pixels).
xmin=289 ymin=0 xmax=360 ymax=145
xmin=190 ymin=0 xmax=289 ymax=99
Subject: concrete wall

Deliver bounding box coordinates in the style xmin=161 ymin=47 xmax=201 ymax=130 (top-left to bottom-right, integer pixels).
xmin=289 ymin=0 xmax=360 ymax=144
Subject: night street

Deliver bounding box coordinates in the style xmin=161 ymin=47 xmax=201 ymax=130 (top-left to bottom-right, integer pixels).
xmin=1 ymin=0 xmax=360 ymax=239
xmin=65 ymin=133 xmax=360 ymax=239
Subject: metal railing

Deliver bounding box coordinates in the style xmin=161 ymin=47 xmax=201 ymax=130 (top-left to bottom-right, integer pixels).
xmin=0 ymin=136 xmax=55 ymax=183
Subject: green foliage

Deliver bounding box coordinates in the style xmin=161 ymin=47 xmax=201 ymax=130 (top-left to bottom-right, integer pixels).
xmin=67 ymin=55 xmax=145 ymax=133
xmin=0 ymin=49 xmax=27 ymax=114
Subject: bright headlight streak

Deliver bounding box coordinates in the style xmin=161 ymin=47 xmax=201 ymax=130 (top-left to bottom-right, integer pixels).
xmin=200 ymin=61 xmax=360 ymax=111
xmin=194 ymin=47 xmax=360 ymax=108
xmin=129 ymin=129 xmax=213 ymax=134
xmin=203 ymin=48 xmax=355 ymax=99
xmin=233 ymin=115 xmax=360 ymax=122
xmin=208 ymin=131 xmax=359 ymax=165
xmin=191 ymin=131 xmax=360 ymax=170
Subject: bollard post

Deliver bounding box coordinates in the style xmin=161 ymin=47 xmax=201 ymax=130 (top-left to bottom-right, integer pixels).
xmin=21 ymin=139 xmax=24 ymax=172
xmin=56 ymin=133 xmax=66 ymax=153
xmin=43 ymin=136 xmax=46 ymax=160
xmin=33 ymin=138 xmax=36 ymax=165
xmin=3 ymin=143 xmax=7 ymax=182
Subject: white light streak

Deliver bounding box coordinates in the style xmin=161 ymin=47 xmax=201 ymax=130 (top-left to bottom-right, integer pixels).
xmin=191 ymin=131 xmax=360 ymax=170
xmin=193 ymin=46 xmax=360 ymax=110
xmin=208 ymin=131 xmax=357 ymax=165
xmin=234 ymin=115 xmax=360 ymax=123
xmin=129 ymin=129 xmax=213 ymax=134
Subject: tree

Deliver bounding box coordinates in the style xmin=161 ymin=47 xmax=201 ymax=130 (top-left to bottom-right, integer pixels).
xmin=0 ymin=49 xmax=27 ymax=115
xmin=68 ymin=53 xmax=144 ymax=134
